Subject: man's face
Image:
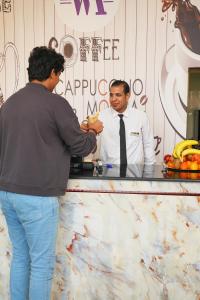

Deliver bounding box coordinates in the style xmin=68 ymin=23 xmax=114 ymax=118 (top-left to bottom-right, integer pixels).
xmin=109 ymin=85 xmax=130 ymax=113
xmin=49 ymin=70 xmax=61 ymax=92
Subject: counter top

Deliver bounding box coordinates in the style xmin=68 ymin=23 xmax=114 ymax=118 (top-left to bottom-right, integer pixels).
xmin=69 ymin=163 xmax=200 ymax=183
xmin=68 ymin=164 xmax=200 ymax=196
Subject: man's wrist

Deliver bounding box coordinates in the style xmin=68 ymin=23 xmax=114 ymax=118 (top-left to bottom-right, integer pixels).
xmin=88 ymin=128 xmax=97 ymax=135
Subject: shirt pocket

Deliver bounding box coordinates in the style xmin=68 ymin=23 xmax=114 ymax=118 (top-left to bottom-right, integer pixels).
xmin=129 ymin=128 xmax=142 ymax=139
xmin=130 ymin=131 xmax=140 ymax=137
xmin=127 ymin=128 xmax=142 ymax=149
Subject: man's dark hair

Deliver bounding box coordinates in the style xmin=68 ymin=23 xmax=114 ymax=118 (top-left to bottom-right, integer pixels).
xmin=27 ymin=46 xmax=65 ymax=82
xmin=110 ymin=80 xmax=130 ymax=95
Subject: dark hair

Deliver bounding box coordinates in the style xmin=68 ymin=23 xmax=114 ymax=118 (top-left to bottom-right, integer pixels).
xmin=110 ymin=80 xmax=130 ymax=94
xmin=27 ymin=46 xmax=65 ymax=82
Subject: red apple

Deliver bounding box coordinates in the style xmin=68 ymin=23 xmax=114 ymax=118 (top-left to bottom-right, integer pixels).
xmin=164 ymin=154 xmax=173 ymax=164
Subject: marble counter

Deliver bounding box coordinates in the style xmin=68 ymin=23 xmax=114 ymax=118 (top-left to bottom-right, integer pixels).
xmin=1 ymin=176 xmax=200 ymax=300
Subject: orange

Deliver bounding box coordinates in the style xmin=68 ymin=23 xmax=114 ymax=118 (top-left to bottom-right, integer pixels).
xmin=190 ymin=161 xmax=198 ymax=171
xmin=187 ymin=154 xmax=193 ymax=161
xmin=167 ymin=161 xmax=175 ymax=169
xmin=192 ymin=154 xmax=200 ymax=163
xmin=180 ymin=161 xmax=188 ymax=170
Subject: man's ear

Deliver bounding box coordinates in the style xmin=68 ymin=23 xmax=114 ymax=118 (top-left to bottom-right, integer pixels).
xmin=50 ymin=69 xmax=55 ymax=78
xmin=126 ymin=93 xmax=130 ymax=101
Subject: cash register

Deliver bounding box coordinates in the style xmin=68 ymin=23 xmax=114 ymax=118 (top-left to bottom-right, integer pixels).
xmin=70 ymin=156 xmax=94 ymax=174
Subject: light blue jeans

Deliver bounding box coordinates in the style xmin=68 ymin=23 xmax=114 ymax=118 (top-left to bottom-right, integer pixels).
xmin=0 ymin=191 xmax=59 ymax=300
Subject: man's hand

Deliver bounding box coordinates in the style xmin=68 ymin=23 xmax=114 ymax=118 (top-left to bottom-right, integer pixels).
xmin=80 ymin=122 xmax=88 ymax=132
xmin=80 ymin=112 xmax=103 ymax=135
xmin=88 ymin=119 xmax=103 ymax=135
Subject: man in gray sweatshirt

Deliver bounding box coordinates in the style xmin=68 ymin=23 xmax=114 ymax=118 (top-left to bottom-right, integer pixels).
xmin=0 ymin=46 xmax=103 ymax=300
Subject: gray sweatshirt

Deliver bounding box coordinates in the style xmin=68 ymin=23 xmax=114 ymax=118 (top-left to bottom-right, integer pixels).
xmin=0 ymin=83 xmax=96 ymax=196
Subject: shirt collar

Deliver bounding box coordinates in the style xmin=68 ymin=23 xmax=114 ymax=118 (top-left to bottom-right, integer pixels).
xmin=110 ymin=105 xmax=131 ymax=118
xmin=26 ymin=82 xmax=48 ymax=92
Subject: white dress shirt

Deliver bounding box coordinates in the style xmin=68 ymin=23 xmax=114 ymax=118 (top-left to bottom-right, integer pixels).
xmin=98 ymin=105 xmax=156 ymax=165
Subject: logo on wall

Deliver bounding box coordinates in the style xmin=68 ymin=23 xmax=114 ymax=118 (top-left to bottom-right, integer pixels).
xmin=59 ymin=35 xmax=78 ymax=68
xmin=54 ymin=0 xmax=120 ymax=32
xmin=159 ymin=0 xmax=200 ymax=138
xmin=48 ymin=35 xmax=120 ymax=68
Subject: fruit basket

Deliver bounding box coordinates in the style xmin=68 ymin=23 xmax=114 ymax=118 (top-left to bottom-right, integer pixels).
xmin=163 ymin=164 xmax=200 ymax=173
xmin=163 ymin=139 xmax=200 ymax=179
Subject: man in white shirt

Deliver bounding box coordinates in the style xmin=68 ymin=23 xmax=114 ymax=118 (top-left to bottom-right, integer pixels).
xmin=98 ymin=80 xmax=156 ymax=165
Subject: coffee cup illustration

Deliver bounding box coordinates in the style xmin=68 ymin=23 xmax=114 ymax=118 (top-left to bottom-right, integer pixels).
xmin=0 ymin=42 xmax=20 ymax=101
xmin=159 ymin=0 xmax=200 ymax=138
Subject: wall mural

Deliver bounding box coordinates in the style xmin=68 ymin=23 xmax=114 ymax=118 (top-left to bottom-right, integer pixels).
xmin=159 ymin=0 xmax=200 ymax=139
xmin=54 ymin=0 xmax=121 ymax=32
xmin=0 ymin=42 xmax=20 ymax=104
xmin=0 ymin=0 xmax=200 ymax=162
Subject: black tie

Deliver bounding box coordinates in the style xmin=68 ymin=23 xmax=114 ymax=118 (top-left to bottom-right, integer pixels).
xmin=118 ymin=114 xmax=127 ymax=176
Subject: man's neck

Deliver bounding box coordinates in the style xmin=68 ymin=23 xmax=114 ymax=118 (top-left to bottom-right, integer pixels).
xmin=31 ymin=79 xmax=52 ymax=92
xmin=116 ymin=106 xmax=128 ymax=114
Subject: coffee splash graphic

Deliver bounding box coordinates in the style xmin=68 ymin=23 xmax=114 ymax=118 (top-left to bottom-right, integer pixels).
xmin=162 ymin=0 xmax=200 ymax=55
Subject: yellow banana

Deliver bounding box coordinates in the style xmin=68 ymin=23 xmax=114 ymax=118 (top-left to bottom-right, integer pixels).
xmin=172 ymin=140 xmax=190 ymax=158
xmin=181 ymin=148 xmax=200 ymax=160
xmin=173 ymin=140 xmax=185 ymax=158
xmin=172 ymin=149 xmax=178 ymax=158
xmin=174 ymin=145 xmax=192 ymax=158
xmin=87 ymin=112 xmax=99 ymax=124
xmin=176 ymin=139 xmax=198 ymax=159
